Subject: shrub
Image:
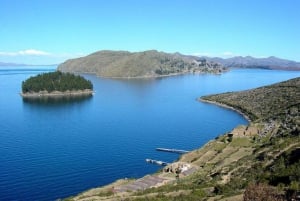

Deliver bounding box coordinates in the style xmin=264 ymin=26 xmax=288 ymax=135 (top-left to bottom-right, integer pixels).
xmin=243 ymin=183 xmax=284 ymax=201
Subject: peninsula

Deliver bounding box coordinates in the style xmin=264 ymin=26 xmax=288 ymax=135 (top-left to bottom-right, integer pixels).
xmin=63 ymin=77 xmax=300 ymax=201
xmin=57 ymin=50 xmax=226 ymax=78
xmin=21 ymin=71 xmax=93 ymax=98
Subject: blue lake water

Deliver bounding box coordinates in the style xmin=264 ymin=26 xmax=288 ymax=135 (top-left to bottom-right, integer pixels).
xmin=0 ymin=67 xmax=299 ymax=201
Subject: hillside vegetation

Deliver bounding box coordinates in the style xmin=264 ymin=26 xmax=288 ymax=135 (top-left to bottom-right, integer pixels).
xmin=58 ymin=50 xmax=226 ymax=78
xmin=201 ymin=77 xmax=300 ymax=136
xmin=64 ymin=77 xmax=299 ymax=201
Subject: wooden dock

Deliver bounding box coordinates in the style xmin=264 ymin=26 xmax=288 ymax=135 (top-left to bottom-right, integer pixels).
xmin=146 ymin=159 xmax=169 ymax=166
xmin=156 ymin=148 xmax=190 ymax=154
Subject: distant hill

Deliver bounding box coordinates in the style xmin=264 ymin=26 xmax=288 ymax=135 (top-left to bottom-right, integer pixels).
xmin=58 ymin=50 xmax=226 ymax=78
xmin=0 ymin=62 xmax=27 ymax=66
xmin=0 ymin=62 xmax=57 ymax=67
xmin=203 ymin=56 xmax=300 ymax=70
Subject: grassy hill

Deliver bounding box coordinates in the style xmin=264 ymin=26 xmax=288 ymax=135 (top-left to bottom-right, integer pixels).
xmin=58 ymin=50 xmax=226 ymax=78
xmin=201 ymin=77 xmax=300 ymax=122
xmin=63 ymin=77 xmax=300 ymax=201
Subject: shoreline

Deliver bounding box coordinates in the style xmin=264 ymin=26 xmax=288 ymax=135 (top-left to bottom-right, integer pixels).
xmin=198 ymin=98 xmax=252 ymax=123
xmin=61 ymin=69 xmax=227 ymax=80
xmin=101 ymin=71 xmax=225 ymax=79
xmin=20 ymin=89 xmax=94 ymax=98
xmin=63 ymin=98 xmax=252 ymax=200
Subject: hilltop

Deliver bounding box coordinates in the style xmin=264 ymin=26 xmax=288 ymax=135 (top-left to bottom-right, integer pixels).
xmin=63 ymin=78 xmax=300 ymax=200
xmin=57 ymin=50 xmax=226 ymax=78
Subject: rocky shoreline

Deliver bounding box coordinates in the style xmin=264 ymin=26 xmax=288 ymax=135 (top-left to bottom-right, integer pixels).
xmin=72 ymin=69 xmax=226 ymax=80
xmin=20 ymin=89 xmax=94 ymax=98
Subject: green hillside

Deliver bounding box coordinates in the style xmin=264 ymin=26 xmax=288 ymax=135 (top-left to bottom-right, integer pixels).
xmin=201 ymin=77 xmax=300 ymax=136
xmin=64 ymin=77 xmax=300 ymax=201
xmin=58 ymin=50 xmax=226 ymax=78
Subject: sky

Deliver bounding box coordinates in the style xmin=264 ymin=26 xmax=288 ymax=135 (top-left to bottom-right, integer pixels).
xmin=0 ymin=0 xmax=299 ymax=65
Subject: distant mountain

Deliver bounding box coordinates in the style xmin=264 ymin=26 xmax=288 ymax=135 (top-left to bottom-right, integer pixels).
xmin=0 ymin=62 xmax=58 ymax=67
xmin=0 ymin=62 xmax=27 ymax=66
xmin=58 ymin=50 xmax=226 ymax=78
xmin=203 ymin=56 xmax=300 ymax=70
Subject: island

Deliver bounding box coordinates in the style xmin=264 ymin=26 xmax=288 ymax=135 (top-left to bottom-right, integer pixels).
xmin=58 ymin=50 xmax=227 ymax=78
xmin=63 ymin=77 xmax=299 ymax=201
xmin=57 ymin=50 xmax=300 ymax=79
xmin=20 ymin=71 xmax=93 ymax=98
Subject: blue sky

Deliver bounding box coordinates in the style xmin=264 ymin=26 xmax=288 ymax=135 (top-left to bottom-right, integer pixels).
xmin=0 ymin=0 xmax=299 ymax=64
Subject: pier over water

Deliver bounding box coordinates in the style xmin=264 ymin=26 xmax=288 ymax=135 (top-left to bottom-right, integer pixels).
xmin=156 ymin=148 xmax=190 ymax=154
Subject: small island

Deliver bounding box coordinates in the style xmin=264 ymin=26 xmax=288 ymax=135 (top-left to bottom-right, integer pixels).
xmin=21 ymin=71 xmax=93 ymax=98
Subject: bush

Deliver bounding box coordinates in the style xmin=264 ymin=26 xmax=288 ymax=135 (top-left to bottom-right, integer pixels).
xmin=243 ymin=183 xmax=284 ymax=201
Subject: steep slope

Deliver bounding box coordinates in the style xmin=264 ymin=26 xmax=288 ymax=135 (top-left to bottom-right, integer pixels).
xmin=58 ymin=50 xmax=226 ymax=78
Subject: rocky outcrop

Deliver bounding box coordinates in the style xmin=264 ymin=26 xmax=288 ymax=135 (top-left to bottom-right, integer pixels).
xmin=20 ymin=89 xmax=93 ymax=98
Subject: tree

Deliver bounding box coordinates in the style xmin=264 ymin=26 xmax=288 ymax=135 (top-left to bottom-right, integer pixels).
xmin=22 ymin=71 xmax=93 ymax=93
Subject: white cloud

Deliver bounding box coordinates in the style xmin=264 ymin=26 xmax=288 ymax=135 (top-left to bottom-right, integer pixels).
xmin=222 ymin=51 xmax=235 ymax=56
xmin=0 ymin=49 xmax=51 ymax=56
xmin=0 ymin=50 xmax=87 ymax=58
xmin=190 ymin=52 xmax=212 ymax=57
xmin=18 ymin=49 xmax=51 ymax=56
xmin=189 ymin=51 xmax=238 ymax=58
xmin=0 ymin=49 xmax=88 ymax=65
xmin=50 ymin=52 xmax=87 ymax=58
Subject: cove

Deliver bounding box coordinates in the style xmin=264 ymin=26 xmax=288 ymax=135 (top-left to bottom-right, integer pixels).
xmin=0 ymin=67 xmax=299 ymax=201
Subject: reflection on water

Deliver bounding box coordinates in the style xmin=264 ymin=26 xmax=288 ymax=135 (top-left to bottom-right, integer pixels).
xmin=22 ymin=94 xmax=93 ymax=105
